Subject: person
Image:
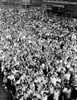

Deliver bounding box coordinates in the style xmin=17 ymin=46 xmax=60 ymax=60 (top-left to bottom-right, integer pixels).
xmin=48 ymin=83 xmax=54 ymax=100
xmin=62 ymin=85 xmax=72 ymax=100
xmin=53 ymin=86 xmax=60 ymax=100
xmin=47 ymin=93 xmax=53 ymax=100
xmin=70 ymin=72 xmax=77 ymax=100
xmin=42 ymin=92 xmax=48 ymax=100
xmin=32 ymin=95 xmax=38 ymax=100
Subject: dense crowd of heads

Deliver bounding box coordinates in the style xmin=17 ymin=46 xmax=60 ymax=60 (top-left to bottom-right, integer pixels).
xmin=0 ymin=4 xmax=77 ymax=100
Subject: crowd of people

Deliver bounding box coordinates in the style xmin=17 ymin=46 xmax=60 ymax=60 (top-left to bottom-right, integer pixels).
xmin=0 ymin=3 xmax=77 ymax=100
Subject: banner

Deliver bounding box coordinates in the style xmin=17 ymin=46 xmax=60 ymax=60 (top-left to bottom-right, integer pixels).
xmin=52 ymin=4 xmax=64 ymax=8
xmin=30 ymin=0 xmax=43 ymax=4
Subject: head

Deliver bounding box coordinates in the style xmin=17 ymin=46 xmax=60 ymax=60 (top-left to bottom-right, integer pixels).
xmin=33 ymin=96 xmax=37 ymax=100
xmin=43 ymin=92 xmax=47 ymax=97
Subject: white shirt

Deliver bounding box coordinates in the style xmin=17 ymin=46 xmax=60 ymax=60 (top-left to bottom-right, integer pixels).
xmin=64 ymin=72 xmax=71 ymax=81
xmin=7 ymin=74 xmax=15 ymax=80
xmin=51 ymin=77 xmax=57 ymax=86
xmin=63 ymin=88 xmax=71 ymax=99
xmin=42 ymin=96 xmax=47 ymax=100
xmin=50 ymin=86 xmax=54 ymax=94
xmin=53 ymin=90 xmax=60 ymax=100
xmin=16 ymin=79 xmax=20 ymax=84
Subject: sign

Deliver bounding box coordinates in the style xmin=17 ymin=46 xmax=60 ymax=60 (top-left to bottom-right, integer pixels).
xmin=30 ymin=0 xmax=43 ymax=3
xmin=22 ymin=0 xmax=30 ymax=5
xmin=30 ymin=0 xmax=43 ymax=6
xmin=52 ymin=4 xmax=64 ymax=8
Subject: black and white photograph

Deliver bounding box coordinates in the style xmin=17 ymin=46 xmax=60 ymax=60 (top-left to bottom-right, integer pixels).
xmin=0 ymin=0 xmax=77 ymax=100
